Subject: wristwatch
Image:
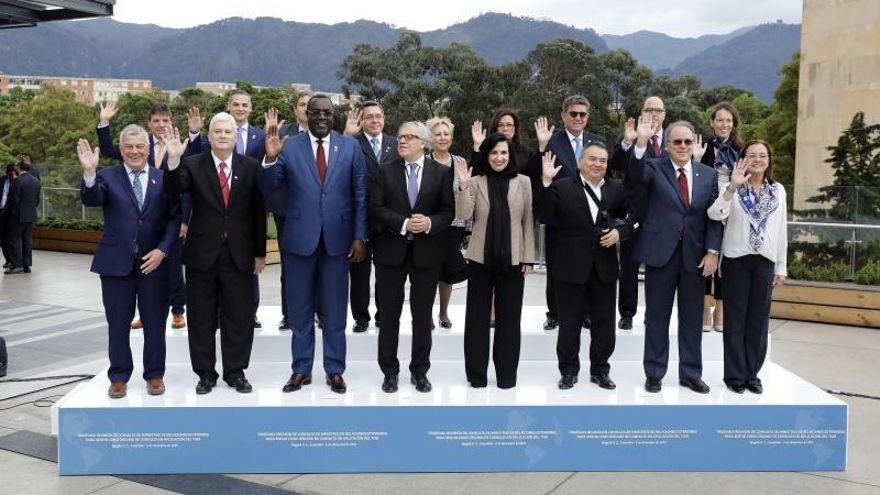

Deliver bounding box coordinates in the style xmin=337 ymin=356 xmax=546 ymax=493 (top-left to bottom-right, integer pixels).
xmin=725 ymin=184 xmax=736 ymax=193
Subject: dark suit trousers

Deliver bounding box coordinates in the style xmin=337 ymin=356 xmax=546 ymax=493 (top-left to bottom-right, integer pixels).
xmin=20 ymin=221 xmax=33 ymax=268
xmin=556 ymin=271 xmax=617 ymax=377
xmin=618 ymin=235 xmax=640 ymax=318
xmin=643 ymin=242 xmax=705 ymax=381
xmin=100 ymin=261 xmax=169 ymax=383
xmin=721 ymin=254 xmax=773 ymax=386
xmin=4 ymin=216 xmax=23 ymax=268
xmin=376 ymin=246 xmax=440 ymax=376
xmin=186 ymin=244 xmax=255 ymax=384
xmin=274 ymin=214 xmax=288 ymax=318
xmin=350 ymin=242 xmax=379 ymax=324
xmin=463 ymin=261 xmax=524 ymax=388
xmin=0 ymin=209 xmax=8 ymax=264
xmin=168 ymin=237 xmax=186 ymax=315
xmin=544 ymin=227 xmax=559 ymax=319
xmin=284 ymin=236 xmax=349 ymax=375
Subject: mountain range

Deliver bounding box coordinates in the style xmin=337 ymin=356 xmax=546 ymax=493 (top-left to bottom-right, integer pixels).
xmin=0 ymin=13 xmax=799 ymax=102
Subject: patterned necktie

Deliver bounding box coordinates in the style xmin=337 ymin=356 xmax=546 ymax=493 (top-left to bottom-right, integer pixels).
xmin=218 ymin=161 xmax=230 ymax=207
xmin=677 ymin=167 xmax=690 ymax=209
xmin=407 ymin=163 xmax=419 ymax=208
xmin=574 ymin=136 xmax=583 ymax=160
xmin=132 ymin=170 xmax=145 ymax=211
xmin=650 ymin=135 xmax=661 ymax=156
xmin=316 ymin=139 xmax=327 ymax=183
xmin=235 ymin=127 xmax=245 ymax=155
xmin=371 ymin=137 xmax=381 ymax=161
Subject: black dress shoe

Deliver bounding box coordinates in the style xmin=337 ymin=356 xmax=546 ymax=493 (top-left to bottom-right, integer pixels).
xmin=229 ymin=376 xmax=253 ymax=393
xmin=558 ymin=374 xmax=578 ymax=389
xmin=543 ymin=317 xmax=559 ymax=331
xmin=195 ymin=378 xmax=216 ymax=395
xmin=590 ymin=373 xmax=616 ymax=390
xmin=679 ymin=377 xmax=710 ymax=394
xmin=618 ymin=317 xmax=633 ymax=330
xmin=726 ymin=382 xmax=746 ymax=394
xmin=438 ymin=317 xmax=452 ymax=329
xmin=0 ymin=365 xmax=6 ymax=378
xmin=746 ymin=379 xmax=763 ymax=394
xmin=4 ymin=267 xmax=23 ymax=275
xmin=326 ymin=373 xmax=346 ymax=394
xmin=282 ymin=373 xmax=312 ymax=392
xmin=582 ymin=316 xmax=591 ymax=330
xmin=2 ymin=262 xmax=11 ymax=268
xmin=645 ymin=377 xmax=662 ymax=393
xmin=254 ymin=318 xmax=262 ymax=329
xmin=352 ymin=322 xmax=368 ymax=333
xmin=382 ymin=374 xmax=398 ymax=393
xmin=22 ymin=267 xmax=31 ymax=273
xmin=469 ymin=380 xmax=487 ymax=388
xmin=411 ymin=374 xmax=432 ymax=393
xmin=278 ymin=316 xmax=290 ymax=330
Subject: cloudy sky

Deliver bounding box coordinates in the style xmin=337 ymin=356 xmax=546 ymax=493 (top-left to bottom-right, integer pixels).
xmin=111 ymin=0 xmax=803 ymax=37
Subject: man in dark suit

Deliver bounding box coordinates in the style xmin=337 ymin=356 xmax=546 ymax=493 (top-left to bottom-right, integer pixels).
xmin=0 ymin=164 xmax=17 ymax=269
xmin=278 ymin=90 xmax=311 ymax=139
xmin=371 ymin=121 xmax=454 ymax=393
xmin=187 ymin=90 xmax=267 ymax=328
xmin=343 ymin=100 xmax=400 ymax=332
xmin=609 ymin=96 xmax=668 ymax=330
xmin=77 ymin=126 xmax=180 ymax=398
xmin=164 ymin=112 xmax=267 ymax=395
xmin=3 ymin=162 xmax=40 ymax=275
xmin=262 ymin=95 xmax=368 ymax=395
xmin=538 ymin=142 xmax=633 ymax=390
xmin=531 ymin=95 xmax=605 ymax=331
xmin=97 ymin=101 xmax=190 ymax=330
xmin=627 ymin=119 xmax=722 ymax=394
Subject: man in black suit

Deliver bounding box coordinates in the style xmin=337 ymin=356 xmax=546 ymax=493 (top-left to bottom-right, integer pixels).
xmin=370 ymin=121 xmax=454 ymax=393
xmin=531 ymin=95 xmax=605 ymax=331
xmin=343 ymin=100 xmax=400 ymax=332
xmin=609 ymin=96 xmax=667 ymax=330
xmin=0 ymin=164 xmax=15 ymax=269
xmin=4 ymin=161 xmax=40 ymax=275
xmin=164 ymin=112 xmax=267 ymax=395
xmin=538 ymin=142 xmax=633 ymax=390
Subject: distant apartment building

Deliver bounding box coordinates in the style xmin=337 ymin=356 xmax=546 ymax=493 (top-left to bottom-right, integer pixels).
xmin=0 ymin=75 xmax=152 ymax=104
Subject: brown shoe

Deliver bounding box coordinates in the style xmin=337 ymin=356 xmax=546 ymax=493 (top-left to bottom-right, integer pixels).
xmin=171 ymin=314 xmax=186 ymax=329
xmin=146 ymin=377 xmax=166 ymax=395
xmin=108 ymin=381 xmax=127 ymax=399
xmin=130 ymin=319 xmax=143 ymax=330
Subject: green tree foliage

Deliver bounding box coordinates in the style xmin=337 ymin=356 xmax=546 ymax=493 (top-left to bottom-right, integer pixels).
xmin=599 ymin=49 xmax=654 ymax=128
xmin=808 ymin=111 xmax=880 ymax=222
xmin=759 ymin=51 xmax=799 ymax=187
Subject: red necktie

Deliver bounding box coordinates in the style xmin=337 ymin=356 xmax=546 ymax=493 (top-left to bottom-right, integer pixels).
xmin=218 ymin=161 xmax=230 ymax=207
xmin=677 ymin=167 xmax=690 ymax=209
xmin=316 ymin=139 xmax=327 ymax=183
xmin=650 ymin=135 xmax=660 ymax=156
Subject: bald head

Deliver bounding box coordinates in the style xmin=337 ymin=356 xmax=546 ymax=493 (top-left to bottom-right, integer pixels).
xmin=642 ymin=96 xmax=666 ymax=133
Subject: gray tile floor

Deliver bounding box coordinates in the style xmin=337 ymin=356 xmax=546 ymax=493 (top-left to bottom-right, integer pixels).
xmin=1 ymin=251 xmax=878 ymax=494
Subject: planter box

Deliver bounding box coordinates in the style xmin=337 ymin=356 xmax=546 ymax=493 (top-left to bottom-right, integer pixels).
xmin=32 ymin=227 xmax=101 ymax=254
xmin=771 ymin=279 xmax=880 ymax=328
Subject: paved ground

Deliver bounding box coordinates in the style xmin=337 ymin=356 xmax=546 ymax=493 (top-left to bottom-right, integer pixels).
xmin=1 ymin=251 xmax=878 ymax=494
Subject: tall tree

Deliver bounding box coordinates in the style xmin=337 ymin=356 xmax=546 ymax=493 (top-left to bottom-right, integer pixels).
xmin=759 ymin=52 xmax=799 ymax=187
xmin=598 ymin=49 xmax=654 ymax=128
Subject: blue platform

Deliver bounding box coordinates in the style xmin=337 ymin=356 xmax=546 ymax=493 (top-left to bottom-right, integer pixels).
xmin=53 ymin=305 xmax=847 ymax=474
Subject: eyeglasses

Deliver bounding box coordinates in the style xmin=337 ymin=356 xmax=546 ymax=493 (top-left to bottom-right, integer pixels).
xmin=398 ymin=134 xmax=421 ymax=143
xmin=568 ymin=111 xmax=589 ymax=119
xmin=745 ymin=153 xmax=769 ymax=159
xmin=670 ymin=139 xmax=693 ymax=146
xmin=307 ymin=109 xmax=332 ymax=117
xmin=642 ymin=108 xmax=666 ymax=114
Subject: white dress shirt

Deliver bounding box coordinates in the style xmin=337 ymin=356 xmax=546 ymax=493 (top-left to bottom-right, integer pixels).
xmin=579 ymin=175 xmax=604 ymax=222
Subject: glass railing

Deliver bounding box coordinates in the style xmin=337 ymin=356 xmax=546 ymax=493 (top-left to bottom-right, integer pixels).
xmin=39 ymin=187 xmax=103 ymax=222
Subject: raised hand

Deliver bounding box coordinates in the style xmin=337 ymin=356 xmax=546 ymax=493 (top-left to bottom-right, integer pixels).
xmin=728 ymin=158 xmax=751 ymax=189
xmin=187 ymin=107 xmax=204 ymax=134
xmin=163 ymin=127 xmax=188 ymax=160
xmin=541 ymin=151 xmax=561 ymax=185
xmin=343 ymin=107 xmax=362 ymax=136
xmin=99 ymin=101 xmax=117 ymax=125
xmin=77 ymin=138 xmax=100 ymax=176
xmin=692 ymin=134 xmax=707 ymax=161
xmin=534 ymin=116 xmax=555 ymax=151
xmin=623 ymin=117 xmax=637 ymax=145
xmin=471 ymin=120 xmax=486 ymax=151
xmin=264 ymin=107 xmax=285 ymax=134
xmin=455 ymin=160 xmax=472 ymax=190
xmin=635 ymin=114 xmax=653 ymax=147
xmin=263 ymin=118 xmax=286 ymax=161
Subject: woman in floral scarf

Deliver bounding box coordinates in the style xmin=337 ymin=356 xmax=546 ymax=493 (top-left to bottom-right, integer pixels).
xmin=707 ymin=140 xmax=787 ymax=394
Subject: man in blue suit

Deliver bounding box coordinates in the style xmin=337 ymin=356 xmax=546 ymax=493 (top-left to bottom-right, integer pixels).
xmin=97 ymin=101 xmax=190 ymax=331
xmin=77 ymin=126 xmax=180 ymax=399
xmin=531 ymin=95 xmax=605 ymax=331
xmin=262 ymin=94 xmax=368 ymax=394
xmin=627 ymin=119 xmax=722 ymax=394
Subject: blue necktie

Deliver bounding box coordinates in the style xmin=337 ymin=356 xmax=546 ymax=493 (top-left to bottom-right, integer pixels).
xmin=407 ymin=163 xmax=419 ymax=208
xmin=371 ymin=137 xmax=381 ymax=161
xmin=132 ymin=170 xmax=144 ymax=211
xmin=235 ymin=127 xmax=245 ymax=154
xmin=574 ymin=136 xmax=583 ymax=160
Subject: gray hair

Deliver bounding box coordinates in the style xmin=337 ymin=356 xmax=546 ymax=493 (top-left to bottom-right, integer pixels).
xmin=398 ymin=121 xmax=431 ymax=149
xmin=665 ymin=120 xmax=695 ymax=137
xmin=119 ymin=124 xmax=149 ymax=145
xmin=425 ymin=116 xmax=454 ymax=151
xmin=562 ymin=94 xmax=591 ymax=113
xmin=209 ymin=112 xmax=236 ymax=131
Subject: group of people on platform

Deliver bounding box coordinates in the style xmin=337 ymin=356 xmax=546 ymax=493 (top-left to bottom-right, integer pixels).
xmin=76 ymin=89 xmax=788 ymax=399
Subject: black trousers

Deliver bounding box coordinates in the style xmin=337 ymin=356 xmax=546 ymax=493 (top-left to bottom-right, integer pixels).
xmin=463 ymin=261 xmax=525 ymax=388
xmin=556 ymin=271 xmax=617 ymax=376
xmin=4 ymin=218 xmax=31 ymax=268
xmin=350 ymin=242 xmax=379 ymax=324
xmin=275 ymin=214 xmax=288 ymax=318
xmin=376 ymin=247 xmax=440 ymax=377
xmin=618 ymin=235 xmax=640 ymax=318
xmin=186 ymin=244 xmax=254 ymax=384
xmin=544 ymin=226 xmax=558 ymax=319
xmin=721 ymin=254 xmax=773 ymax=386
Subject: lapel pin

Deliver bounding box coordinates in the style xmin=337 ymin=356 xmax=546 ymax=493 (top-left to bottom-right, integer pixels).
xmin=151 ymin=179 xmax=156 ymax=184
xmin=234 ymin=176 xmax=239 ymax=180
xmin=333 ymin=145 xmax=339 ymax=153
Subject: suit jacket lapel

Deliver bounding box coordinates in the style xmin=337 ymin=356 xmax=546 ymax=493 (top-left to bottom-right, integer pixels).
xmin=116 ymin=165 xmax=141 ymax=213
xmin=556 ymin=133 xmax=578 ymax=176
xmin=571 ymin=178 xmax=594 ymax=228
xmin=661 ymin=158 xmax=686 ymax=210
xmin=394 ymin=159 xmax=412 ymax=214
xmin=201 ymin=153 xmax=225 ymax=209
xmin=324 ymin=132 xmax=343 ymax=187
xmin=358 ymin=134 xmax=377 ymax=166
xmin=227 ymin=154 xmax=242 ymax=207
xmin=141 ymin=167 xmax=161 ymax=214
xmin=299 ymin=135 xmax=322 ymax=188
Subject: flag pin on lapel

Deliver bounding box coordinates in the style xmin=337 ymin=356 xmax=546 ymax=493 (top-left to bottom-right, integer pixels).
xmin=151 ymin=179 xmax=156 ymax=184
xmin=334 ymin=145 xmax=339 ymax=152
